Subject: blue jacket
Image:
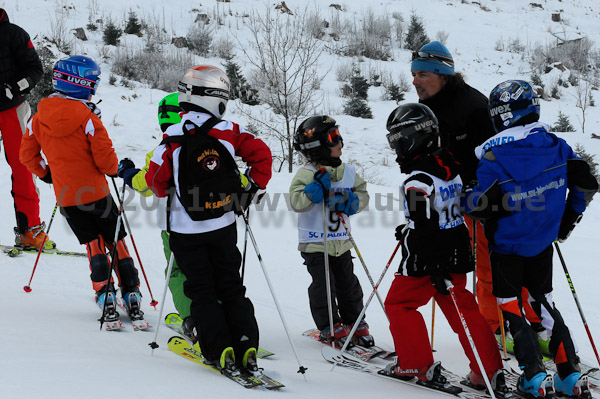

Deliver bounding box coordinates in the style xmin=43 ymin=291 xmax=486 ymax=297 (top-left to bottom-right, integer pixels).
xmin=462 ymin=122 xmax=596 ymax=256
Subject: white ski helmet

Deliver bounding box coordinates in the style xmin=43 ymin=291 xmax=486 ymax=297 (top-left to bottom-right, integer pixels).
xmin=178 ymin=65 xmax=230 ymax=118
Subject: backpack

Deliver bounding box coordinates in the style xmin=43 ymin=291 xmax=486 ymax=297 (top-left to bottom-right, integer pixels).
xmin=161 ymin=117 xmax=242 ymax=221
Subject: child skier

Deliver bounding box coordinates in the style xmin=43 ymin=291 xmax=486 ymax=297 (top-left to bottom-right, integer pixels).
xmin=117 ymin=93 xmax=195 ymax=337
xmin=384 ymin=103 xmax=511 ymax=397
xmin=145 ymin=65 xmax=272 ymax=373
xmin=19 ymin=55 xmax=143 ymax=325
xmin=463 ymin=80 xmax=598 ymax=398
xmin=290 ymin=115 xmax=373 ymax=347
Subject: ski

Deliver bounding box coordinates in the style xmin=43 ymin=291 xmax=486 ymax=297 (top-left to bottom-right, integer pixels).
xmin=1 ymin=244 xmax=87 ymax=258
xmin=322 ymin=346 xmax=491 ymax=398
xmin=167 ymin=336 xmax=283 ymax=389
xmin=303 ymin=327 xmax=395 ymax=362
xmin=164 ymin=313 xmax=275 ymax=359
xmin=116 ymin=297 xmax=151 ymax=331
xmin=99 ymin=304 xmax=123 ymax=331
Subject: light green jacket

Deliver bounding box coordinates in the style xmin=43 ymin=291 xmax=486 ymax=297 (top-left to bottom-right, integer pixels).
xmin=289 ymin=162 xmax=369 ymax=256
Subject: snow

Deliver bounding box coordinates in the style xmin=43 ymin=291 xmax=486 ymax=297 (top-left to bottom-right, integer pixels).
xmin=1 ymin=0 xmax=600 ymax=398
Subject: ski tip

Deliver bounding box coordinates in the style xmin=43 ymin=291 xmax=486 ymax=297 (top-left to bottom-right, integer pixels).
xmin=23 ymin=285 xmax=32 ymax=292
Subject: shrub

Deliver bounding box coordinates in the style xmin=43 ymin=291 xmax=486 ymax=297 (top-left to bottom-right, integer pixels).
xmin=341 ymin=68 xmax=369 ymax=99
xmin=28 ymin=47 xmax=56 ymax=113
xmin=112 ymin=46 xmax=194 ymax=91
xmin=551 ymin=111 xmax=575 ymax=132
xmin=405 ymin=13 xmax=429 ymax=51
xmin=343 ymin=96 xmax=373 ymax=119
xmin=186 ymin=23 xmax=213 ymax=56
xmin=224 ymin=60 xmax=259 ymax=105
xmin=124 ymin=11 xmax=142 ymax=35
xmin=103 ymin=20 xmax=122 ymax=46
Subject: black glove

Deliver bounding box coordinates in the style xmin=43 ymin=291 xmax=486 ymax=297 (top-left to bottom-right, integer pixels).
xmin=235 ymin=180 xmax=260 ymax=215
xmin=41 ymin=168 xmax=52 ymax=184
xmin=395 ymin=224 xmax=407 ymax=241
xmin=3 ymin=78 xmax=31 ymax=100
xmin=557 ymin=205 xmax=583 ymax=242
xmin=428 ymin=264 xmax=452 ymax=295
xmin=117 ymin=158 xmax=135 ymax=178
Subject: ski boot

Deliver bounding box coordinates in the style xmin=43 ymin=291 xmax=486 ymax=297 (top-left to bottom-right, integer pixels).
xmin=351 ymin=320 xmax=375 ymax=347
xmin=96 ymin=290 xmax=122 ymax=330
xmin=14 ymin=223 xmax=56 ymax=250
xmin=242 ymin=347 xmax=260 ymax=375
xmin=554 ymin=372 xmax=591 ymax=398
xmin=517 ymin=371 xmax=553 ymax=397
xmin=467 ymin=369 xmax=514 ymax=398
xmin=386 ymin=361 xmax=463 ymax=394
xmin=182 ymin=316 xmax=198 ymax=343
xmin=122 ymin=291 xmax=144 ymax=319
xmin=319 ymin=323 xmax=351 ymax=348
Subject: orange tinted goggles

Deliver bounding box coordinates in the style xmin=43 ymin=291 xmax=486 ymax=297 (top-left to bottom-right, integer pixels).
xmin=325 ymin=128 xmax=342 ymax=147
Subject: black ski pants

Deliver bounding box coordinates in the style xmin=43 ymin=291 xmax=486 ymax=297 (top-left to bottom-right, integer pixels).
xmin=169 ymin=223 xmax=258 ymax=365
xmin=302 ymin=250 xmax=364 ymax=331
xmin=491 ymin=245 xmax=579 ymax=379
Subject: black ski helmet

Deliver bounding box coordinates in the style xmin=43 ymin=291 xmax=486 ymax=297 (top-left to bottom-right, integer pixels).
xmin=386 ymin=103 xmax=441 ymax=165
xmin=294 ymin=115 xmax=343 ymax=166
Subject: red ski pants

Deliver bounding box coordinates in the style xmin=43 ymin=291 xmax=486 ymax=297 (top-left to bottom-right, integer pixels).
xmin=0 ymin=102 xmax=40 ymax=232
xmin=385 ymin=273 xmax=502 ymax=378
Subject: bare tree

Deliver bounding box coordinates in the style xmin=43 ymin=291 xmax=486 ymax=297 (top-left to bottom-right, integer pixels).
xmin=573 ymin=73 xmax=593 ymax=133
xmin=238 ymin=6 xmax=326 ymax=172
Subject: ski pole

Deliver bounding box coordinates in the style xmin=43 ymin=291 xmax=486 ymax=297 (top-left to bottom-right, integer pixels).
xmin=431 ymin=299 xmax=436 ymax=351
xmin=332 ymin=241 xmax=400 ymax=371
xmin=23 ymin=203 xmax=58 ymax=292
xmin=554 ymin=241 xmax=600 ymax=368
xmin=241 ymin=212 xmax=308 ymax=376
xmin=337 ymin=212 xmax=388 ymax=319
xmin=324 ymin=201 xmax=335 ymax=348
xmin=149 ymin=252 xmax=175 ymax=353
xmin=241 ymin=207 xmax=250 ymax=283
xmin=111 ymin=178 xmax=158 ymax=308
xmin=497 ymin=305 xmax=509 ymax=360
xmin=447 ymin=280 xmax=496 ymax=399
xmin=99 ymin=179 xmax=127 ymax=330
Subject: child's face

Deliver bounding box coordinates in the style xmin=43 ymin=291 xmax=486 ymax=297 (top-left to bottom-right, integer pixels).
xmin=330 ymin=141 xmax=342 ymax=158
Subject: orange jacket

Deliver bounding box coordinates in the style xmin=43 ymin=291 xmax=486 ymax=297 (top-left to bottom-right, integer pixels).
xmin=20 ymin=95 xmax=117 ymax=206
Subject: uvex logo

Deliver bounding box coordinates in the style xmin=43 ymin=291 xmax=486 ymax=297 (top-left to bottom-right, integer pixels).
xmin=490 ymin=104 xmax=511 ymax=117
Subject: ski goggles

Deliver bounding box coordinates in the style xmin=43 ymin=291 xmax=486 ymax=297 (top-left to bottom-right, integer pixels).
xmin=325 ymin=128 xmax=342 ymax=147
xmin=411 ymin=51 xmax=454 ymax=68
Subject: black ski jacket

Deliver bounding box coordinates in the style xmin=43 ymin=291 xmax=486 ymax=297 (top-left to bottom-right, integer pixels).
xmin=420 ymin=79 xmax=494 ymax=184
xmin=0 ymin=8 xmax=42 ymax=111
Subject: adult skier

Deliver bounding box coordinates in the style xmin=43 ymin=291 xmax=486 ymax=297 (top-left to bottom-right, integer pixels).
xmin=19 ymin=55 xmax=143 ymax=322
xmin=145 ymin=65 xmax=272 ymax=373
xmin=411 ymin=41 xmax=544 ymax=346
xmin=462 ymin=80 xmax=598 ymax=398
xmin=0 ymin=8 xmax=54 ymax=249
xmin=290 ymin=115 xmax=373 ymax=347
xmin=384 ymin=103 xmax=511 ymax=397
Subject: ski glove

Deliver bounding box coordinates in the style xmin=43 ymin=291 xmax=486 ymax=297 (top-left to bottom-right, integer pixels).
xmin=41 ymin=168 xmax=52 ymax=184
xmin=3 ymin=78 xmax=31 ymax=100
xmin=557 ymin=205 xmax=583 ymax=243
xmin=395 ymin=224 xmax=408 ymax=241
xmin=428 ymin=264 xmax=452 ymax=295
xmin=117 ymin=158 xmax=140 ymax=188
xmin=234 ymin=170 xmax=261 ymax=215
xmin=304 ymin=170 xmax=331 ymax=204
xmin=327 ymin=190 xmax=359 ymax=216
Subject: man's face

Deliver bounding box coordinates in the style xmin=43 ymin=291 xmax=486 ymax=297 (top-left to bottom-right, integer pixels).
xmin=412 ymin=70 xmax=446 ymax=100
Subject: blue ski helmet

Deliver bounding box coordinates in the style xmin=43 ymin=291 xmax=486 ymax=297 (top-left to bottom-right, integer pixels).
xmin=488 ymin=80 xmax=540 ymax=133
xmin=52 ymin=55 xmax=101 ymax=99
